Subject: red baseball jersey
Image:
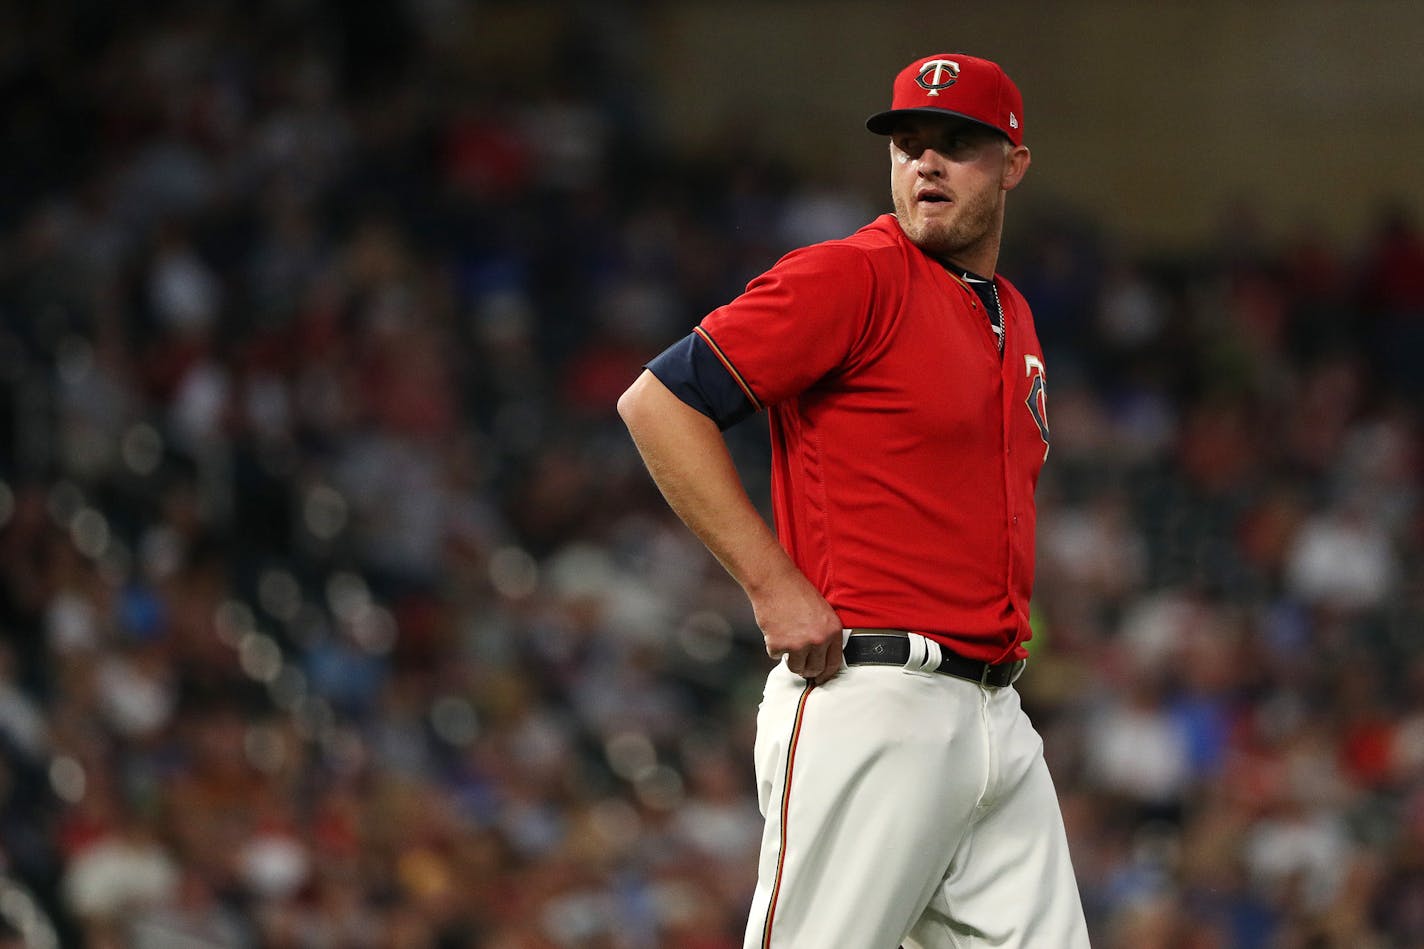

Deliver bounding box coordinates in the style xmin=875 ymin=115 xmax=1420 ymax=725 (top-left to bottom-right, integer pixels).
xmin=697 ymin=214 xmax=1050 ymax=663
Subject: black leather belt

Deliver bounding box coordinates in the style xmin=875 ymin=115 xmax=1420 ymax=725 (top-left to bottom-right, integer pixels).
xmin=843 ymin=632 xmax=1023 ymax=688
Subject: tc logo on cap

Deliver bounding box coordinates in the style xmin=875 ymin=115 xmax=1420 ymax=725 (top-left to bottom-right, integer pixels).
xmin=915 ymin=59 xmax=960 ymax=96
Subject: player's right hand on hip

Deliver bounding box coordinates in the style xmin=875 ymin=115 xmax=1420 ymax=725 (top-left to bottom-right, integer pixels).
xmin=749 ymin=569 xmax=844 ymax=686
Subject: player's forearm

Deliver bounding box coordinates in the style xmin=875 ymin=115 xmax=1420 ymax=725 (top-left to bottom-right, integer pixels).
xmin=617 ymin=370 xmax=793 ymax=594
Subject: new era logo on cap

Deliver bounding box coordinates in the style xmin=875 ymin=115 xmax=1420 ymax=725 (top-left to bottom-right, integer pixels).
xmin=866 ymin=52 xmax=1024 ymax=146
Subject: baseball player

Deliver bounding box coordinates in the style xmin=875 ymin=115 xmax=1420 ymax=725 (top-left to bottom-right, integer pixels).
xmin=618 ymin=52 xmax=1089 ymax=947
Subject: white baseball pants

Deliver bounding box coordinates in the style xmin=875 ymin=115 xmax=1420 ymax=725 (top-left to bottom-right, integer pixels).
xmin=743 ymin=641 xmax=1089 ymax=948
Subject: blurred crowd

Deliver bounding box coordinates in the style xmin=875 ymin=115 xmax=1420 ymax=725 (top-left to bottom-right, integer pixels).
xmin=1 ymin=2 xmax=1423 ymax=947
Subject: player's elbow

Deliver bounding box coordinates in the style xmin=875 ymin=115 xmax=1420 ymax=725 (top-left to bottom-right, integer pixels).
xmin=619 ymin=369 xmax=715 ymax=441
xmin=617 ymin=371 xmax=654 ymax=430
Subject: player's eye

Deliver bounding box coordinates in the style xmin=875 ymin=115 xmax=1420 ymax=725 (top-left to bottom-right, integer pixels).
xmin=893 ymin=139 xmax=924 ymax=160
xmin=938 ymin=134 xmax=971 ymax=154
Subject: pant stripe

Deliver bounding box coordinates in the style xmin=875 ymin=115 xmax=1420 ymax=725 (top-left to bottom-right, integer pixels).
xmin=760 ymin=679 xmax=816 ymax=949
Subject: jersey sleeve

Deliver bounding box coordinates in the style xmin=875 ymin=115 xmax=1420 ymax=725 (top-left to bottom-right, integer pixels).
xmin=644 ymin=331 xmax=758 ymax=431
xmin=697 ymin=241 xmax=876 ymax=407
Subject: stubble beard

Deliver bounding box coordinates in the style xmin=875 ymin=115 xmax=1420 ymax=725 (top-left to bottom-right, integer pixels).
xmin=893 ymin=186 xmax=1001 ymax=267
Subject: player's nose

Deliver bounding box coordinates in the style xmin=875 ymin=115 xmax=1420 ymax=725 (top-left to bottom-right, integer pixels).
xmin=914 ymin=148 xmax=949 ymax=176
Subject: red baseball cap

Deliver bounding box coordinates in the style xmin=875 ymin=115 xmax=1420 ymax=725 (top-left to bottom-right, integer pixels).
xmin=866 ymin=53 xmax=1024 ymax=146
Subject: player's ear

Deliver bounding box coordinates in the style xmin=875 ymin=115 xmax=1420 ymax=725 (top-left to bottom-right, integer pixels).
xmin=1001 ymin=145 xmax=1031 ymax=192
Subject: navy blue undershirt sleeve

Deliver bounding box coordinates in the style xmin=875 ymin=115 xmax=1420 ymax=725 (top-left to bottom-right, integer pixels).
xmin=645 ymin=332 xmax=757 ymax=431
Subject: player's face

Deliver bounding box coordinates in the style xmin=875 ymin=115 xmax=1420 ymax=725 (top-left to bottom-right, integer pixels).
xmin=888 ymin=118 xmax=1028 ymax=271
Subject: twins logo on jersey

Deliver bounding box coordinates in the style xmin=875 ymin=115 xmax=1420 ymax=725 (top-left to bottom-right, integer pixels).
xmin=1024 ymin=355 xmax=1049 ymax=461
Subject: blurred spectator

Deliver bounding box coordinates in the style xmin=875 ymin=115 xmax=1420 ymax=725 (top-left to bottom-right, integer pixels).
xmin=60 ymin=809 xmax=179 ymax=935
